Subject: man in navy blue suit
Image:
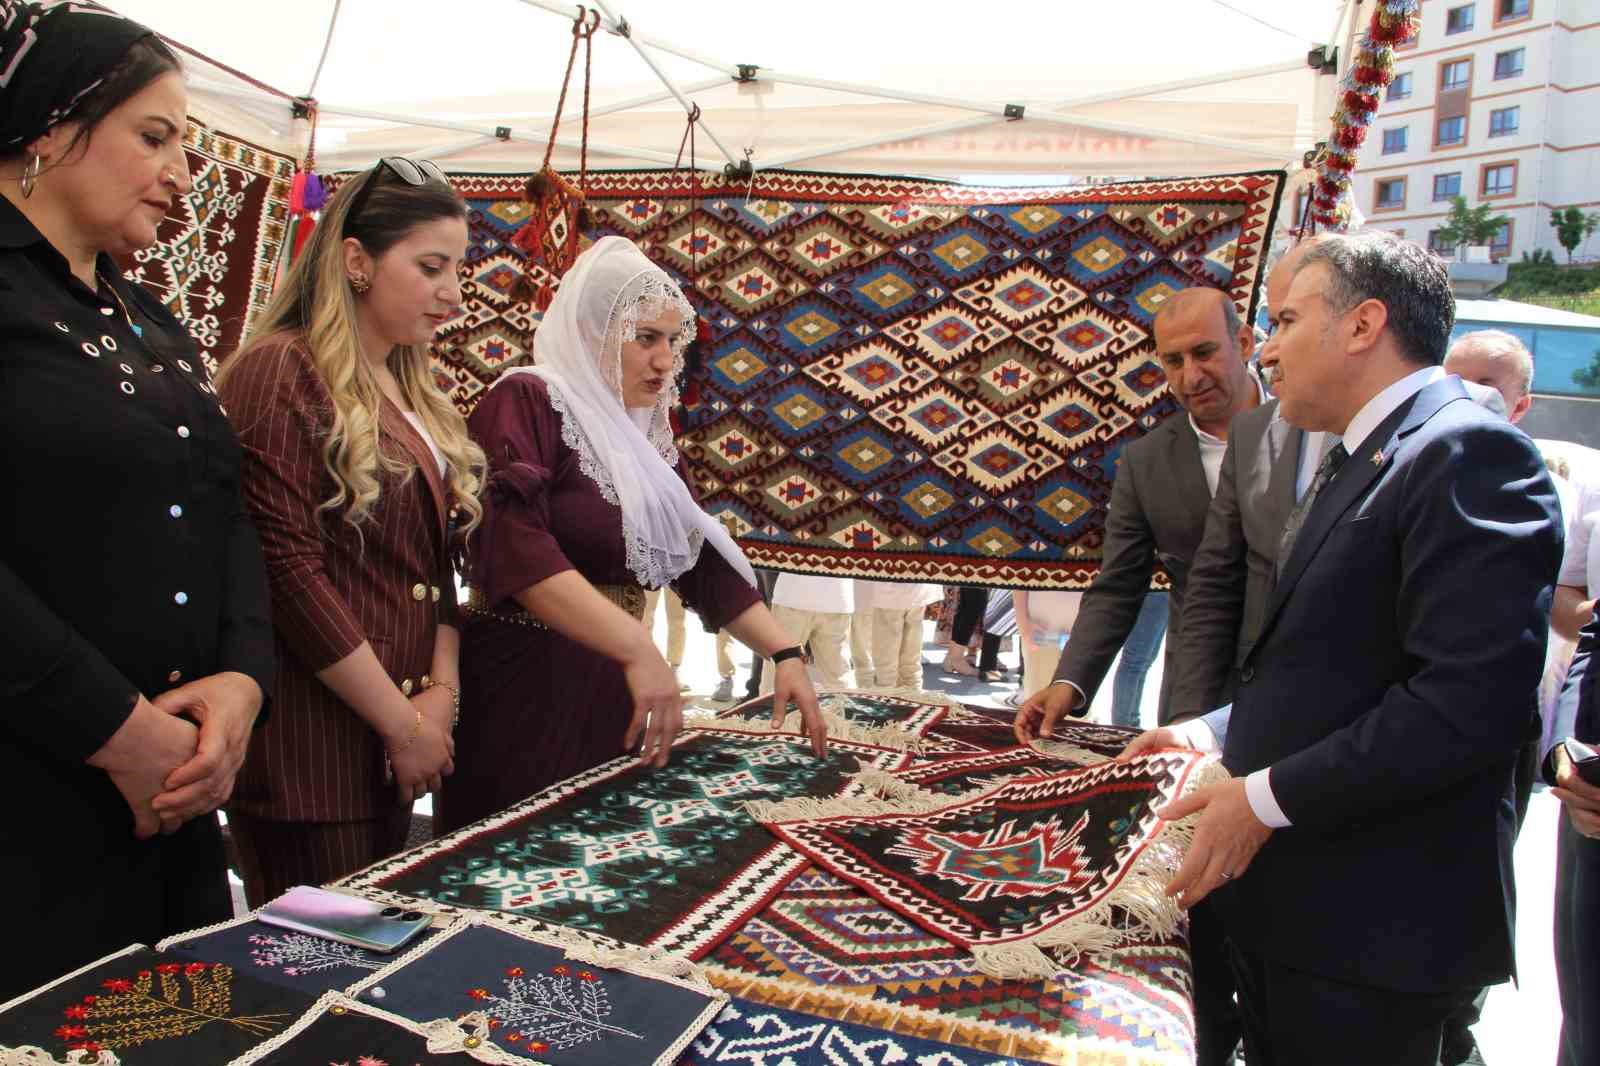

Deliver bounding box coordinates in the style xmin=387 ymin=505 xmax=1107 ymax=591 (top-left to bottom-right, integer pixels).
xmin=1550 ymin=605 xmax=1600 ymax=1066
xmin=1125 ymin=231 xmax=1562 ymax=1064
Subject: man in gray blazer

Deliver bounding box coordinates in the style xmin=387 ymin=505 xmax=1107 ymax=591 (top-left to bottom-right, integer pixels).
xmin=1015 ymin=285 xmax=1265 ymax=733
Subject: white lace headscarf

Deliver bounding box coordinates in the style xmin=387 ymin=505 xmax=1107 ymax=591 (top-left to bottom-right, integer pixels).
xmin=496 ymin=236 xmax=756 ymax=591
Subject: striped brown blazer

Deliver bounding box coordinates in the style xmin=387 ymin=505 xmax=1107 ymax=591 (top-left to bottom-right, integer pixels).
xmin=219 ymin=334 xmax=456 ymax=821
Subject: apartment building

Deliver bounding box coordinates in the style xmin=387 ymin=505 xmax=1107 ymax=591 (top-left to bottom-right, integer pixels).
xmin=1349 ymin=0 xmax=1600 ymax=261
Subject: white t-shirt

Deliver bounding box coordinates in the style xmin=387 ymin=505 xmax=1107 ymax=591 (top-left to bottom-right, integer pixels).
xmin=772 ymin=573 xmax=854 ymax=613
xmin=854 ymin=579 xmax=943 ymax=611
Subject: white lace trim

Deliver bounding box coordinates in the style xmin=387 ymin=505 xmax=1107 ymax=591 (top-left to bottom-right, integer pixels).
xmin=0 ymin=1050 xmax=120 ymax=1066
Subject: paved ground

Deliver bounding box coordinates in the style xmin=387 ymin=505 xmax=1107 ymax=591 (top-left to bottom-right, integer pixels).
xmin=228 ymin=611 xmax=1566 ymax=1063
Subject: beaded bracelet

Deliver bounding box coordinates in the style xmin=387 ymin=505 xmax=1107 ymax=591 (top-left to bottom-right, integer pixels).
xmin=428 ymin=678 xmax=462 ymax=730
xmin=382 ymin=707 xmax=424 ymax=785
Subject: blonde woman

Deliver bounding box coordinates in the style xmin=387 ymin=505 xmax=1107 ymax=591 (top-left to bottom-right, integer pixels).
xmin=216 ymin=158 xmax=485 ymax=905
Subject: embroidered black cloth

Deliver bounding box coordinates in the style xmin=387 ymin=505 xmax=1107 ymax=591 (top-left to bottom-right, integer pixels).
xmin=0 ymin=947 xmax=310 ymax=1062
xmin=0 ymin=1 xmax=155 ymax=151
xmin=162 ymin=913 xmax=440 ymax=997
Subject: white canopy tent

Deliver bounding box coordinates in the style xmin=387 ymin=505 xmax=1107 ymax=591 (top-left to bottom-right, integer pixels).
xmin=109 ymin=0 xmax=1359 ymax=182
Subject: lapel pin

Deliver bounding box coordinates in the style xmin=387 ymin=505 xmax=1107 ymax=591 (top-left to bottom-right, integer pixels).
xmin=1371 ymin=449 xmax=1384 ymax=466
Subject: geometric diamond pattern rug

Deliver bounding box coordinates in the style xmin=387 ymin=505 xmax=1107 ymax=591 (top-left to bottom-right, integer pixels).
xmin=706 ymin=867 xmax=1195 ymax=1061
xmin=764 ymin=752 xmax=1215 ymax=975
xmin=334 ymin=728 xmax=911 ymax=958
xmin=117 ymin=120 xmax=294 ymax=376
xmin=432 ymin=168 xmax=1283 ymax=588
xmin=714 ymin=690 xmax=953 ymax=749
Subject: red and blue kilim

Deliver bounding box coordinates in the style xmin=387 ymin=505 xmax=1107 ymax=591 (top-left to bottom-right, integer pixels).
xmin=431 ymin=169 xmax=1283 ymax=587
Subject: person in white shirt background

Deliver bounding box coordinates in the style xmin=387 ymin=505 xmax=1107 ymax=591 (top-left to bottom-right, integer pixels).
xmin=854 ymin=579 xmax=944 ymax=690
xmin=762 ymin=573 xmax=854 ymax=692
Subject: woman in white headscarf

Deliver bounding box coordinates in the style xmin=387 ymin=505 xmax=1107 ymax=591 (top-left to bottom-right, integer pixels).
xmin=440 ymin=236 xmax=827 ymax=832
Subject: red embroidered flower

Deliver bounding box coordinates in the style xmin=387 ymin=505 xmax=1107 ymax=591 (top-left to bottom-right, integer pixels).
xmin=137 ymin=970 xmax=151 ymax=979
xmin=55 ymin=1025 xmax=88 ymax=1039
xmin=61 ymin=1005 xmax=88 ymax=1020
xmin=578 ymin=970 xmax=597 ymax=982
xmin=80 ymin=996 xmax=96 ymax=1004
xmin=466 ymin=988 xmax=489 ymax=1000
xmin=551 ymin=964 xmax=570 ymax=976
xmin=505 ymin=1032 xmax=522 ymax=1043
xmin=156 ymin=963 xmax=182 ymax=974
xmin=504 ymin=966 xmax=524 ymax=977
xmin=488 ymin=1019 xmax=504 ymax=1029
xmin=100 ymin=979 xmax=132 ymax=992
xmin=184 ymin=962 xmax=208 ymax=975
xmin=528 ymin=1041 xmax=549 ymax=1053
xmin=66 ymin=1042 xmax=101 ymax=1054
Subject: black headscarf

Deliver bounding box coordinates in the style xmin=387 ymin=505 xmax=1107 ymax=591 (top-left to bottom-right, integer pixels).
xmin=0 ymin=1 xmax=155 ymax=153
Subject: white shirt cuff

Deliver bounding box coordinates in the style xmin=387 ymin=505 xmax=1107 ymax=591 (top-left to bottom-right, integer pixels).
xmin=1168 ymin=717 xmax=1220 ymax=753
xmin=1245 ymin=768 xmax=1292 ymax=828
xmin=1049 ymin=679 xmax=1087 ymax=709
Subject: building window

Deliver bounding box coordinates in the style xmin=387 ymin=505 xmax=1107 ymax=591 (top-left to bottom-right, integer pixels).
xmin=1494 ymin=48 xmax=1525 ymax=79
xmin=1496 ymin=0 xmax=1530 ymax=22
xmin=1481 ymin=162 xmax=1516 ymax=196
xmin=1489 ymin=106 xmax=1520 ymax=137
xmin=1441 ymin=59 xmax=1472 ymax=90
xmin=1446 ymin=4 xmax=1476 ymax=32
xmin=1433 ymin=172 xmax=1462 ymax=201
xmin=1429 ymin=229 xmax=1459 ymax=257
xmin=1382 ymin=127 xmax=1408 ymax=154
xmin=1490 ymin=221 xmax=1512 ymax=259
xmin=1376 ymin=178 xmax=1406 ymax=210
xmin=1387 ymin=72 xmax=1414 ymax=100
xmin=1437 ymin=115 xmax=1467 ymax=146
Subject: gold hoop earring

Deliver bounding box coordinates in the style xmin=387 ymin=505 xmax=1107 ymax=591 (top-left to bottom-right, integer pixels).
xmin=349 ymin=273 xmax=371 ymax=295
xmin=20 ymin=153 xmax=41 ymax=199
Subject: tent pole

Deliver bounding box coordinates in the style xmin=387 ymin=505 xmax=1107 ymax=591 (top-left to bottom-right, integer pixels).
xmin=760 ymin=115 xmax=1001 ymax=170
xmin=531 ymin=75 xmax=730 ymax=125
xmin=585 ymin=0 xmax=742 ymax=169
xmin=306 ymin=0 xmax=343 ymax=98
xmin=508 ymin=0 xmax=738 ymax=75
xmin=755 ymin=72 xmax=1008 ymax=116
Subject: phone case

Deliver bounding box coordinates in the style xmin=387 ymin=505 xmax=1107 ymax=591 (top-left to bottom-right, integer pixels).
xmin=257 ymin=886 xmax=432 ymax=955
xmin=1564 ymin=738 xmax=1600 ymax=787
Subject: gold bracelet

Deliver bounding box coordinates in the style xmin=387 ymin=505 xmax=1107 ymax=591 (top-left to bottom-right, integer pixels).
xmin=428 ymin=678 xmax=462 ymax=731
xmin=382 ymin=707 xmax=423 ymax=786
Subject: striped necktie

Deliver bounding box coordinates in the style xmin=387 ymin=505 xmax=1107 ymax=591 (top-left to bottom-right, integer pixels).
xmin=1275 ymin=442 xmax=1348 ymax=584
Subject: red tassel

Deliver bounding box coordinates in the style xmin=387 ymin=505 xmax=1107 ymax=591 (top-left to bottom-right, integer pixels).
xmin=534 ymin=280 xmax=556 ymax=311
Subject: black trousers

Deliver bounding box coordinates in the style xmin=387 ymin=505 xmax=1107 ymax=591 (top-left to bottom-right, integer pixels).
xmin=1191 ymin=901 xmax=1242 ymax=1066
xmin=0 ymin=810 xmax=233 ymax=1002
xmin=1227 ymin=943 xmax=1460 ymax=1066
xmin=1557 ymin=808 xmax=1600 ymax=1066
xmin=950 ymin=586 xmax=988 ymax=646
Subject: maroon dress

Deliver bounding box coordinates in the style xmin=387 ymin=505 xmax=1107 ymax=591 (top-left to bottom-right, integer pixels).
xmin=439 ymin=374 xmax=760 ymax=834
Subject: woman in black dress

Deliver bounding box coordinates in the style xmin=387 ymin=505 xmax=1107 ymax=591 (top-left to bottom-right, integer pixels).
xmin=0 ymin=3 xmax=273 ymax=998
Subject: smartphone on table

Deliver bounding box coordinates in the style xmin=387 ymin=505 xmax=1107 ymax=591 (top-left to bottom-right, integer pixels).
xmin=258 ymin=885 xmax=432 ymax=954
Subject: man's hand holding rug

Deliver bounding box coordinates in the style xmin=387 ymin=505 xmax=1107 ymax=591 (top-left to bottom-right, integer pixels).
xmin=1159 ymin=777 xmax=1271 ymax=908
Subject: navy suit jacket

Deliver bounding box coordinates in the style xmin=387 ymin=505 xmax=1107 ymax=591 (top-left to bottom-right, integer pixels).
xmin=1215 ymin=375 xmax=1563 ymax=995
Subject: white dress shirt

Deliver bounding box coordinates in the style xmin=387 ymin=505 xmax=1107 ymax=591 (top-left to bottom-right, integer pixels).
xmin=1188 ymin=372 xmax=1270 ymax=497
xmin=854 ymin=579 xmax=943 ymax=611
xmin=402 ymin=411 xmax=447 ymax=478
xmin=1176 ymin=364 xmax=1448 ymax=828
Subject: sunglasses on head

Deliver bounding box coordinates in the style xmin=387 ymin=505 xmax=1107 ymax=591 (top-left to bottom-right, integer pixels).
xmin=343 ymin=156 xmax=449 ymax=234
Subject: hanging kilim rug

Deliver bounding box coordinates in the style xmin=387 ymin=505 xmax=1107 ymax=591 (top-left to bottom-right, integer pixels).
xmin=432 ymin=168 xmax=1283 ymax=588
xmin=334 ymin=728 xmax=910 ymax=958
xmin=117 ymin=120 xmax=294 ymax=375
xmin=761 ymin=751 xmax=1219 ymax=978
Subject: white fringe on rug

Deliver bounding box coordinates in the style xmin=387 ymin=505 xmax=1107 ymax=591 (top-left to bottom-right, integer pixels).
xmin=968 ymin=757 xmax=1233 ymax=980
xmin=1028 ymin=736 xmax=1116 ymax=766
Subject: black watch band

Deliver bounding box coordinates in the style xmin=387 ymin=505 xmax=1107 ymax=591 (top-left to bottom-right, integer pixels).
xmin=771 ymin=645 xmax=805 ymax=665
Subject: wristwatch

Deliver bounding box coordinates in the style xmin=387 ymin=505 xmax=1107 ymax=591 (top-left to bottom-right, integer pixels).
xmin=771 ymin=645 xmax=806 ymax=665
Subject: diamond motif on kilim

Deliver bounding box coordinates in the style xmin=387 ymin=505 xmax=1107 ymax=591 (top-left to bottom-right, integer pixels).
xmin=1035 ymin=485 xmax=1095 ymax=530
xmin=1070 ymin=235 xmax=1128 ymax=275
xmin=1008 ymin=204 xmax=1064 ymax=235
xmin=854 ymin=266 xmax=918 ymax=312
xmin=714 ymin=345 xmax=769 ymax=386
xmin=902 ymin=480 xmax=958 ymax=520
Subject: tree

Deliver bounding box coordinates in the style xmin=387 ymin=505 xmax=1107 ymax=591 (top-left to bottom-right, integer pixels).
xmin=1574 ymin=347 xmax=1600 ymax=391
xmin=1437 ymin=196 xmax=1511 ymax=249
xmin=1551 ymin=207 xmax=1600 ymax=263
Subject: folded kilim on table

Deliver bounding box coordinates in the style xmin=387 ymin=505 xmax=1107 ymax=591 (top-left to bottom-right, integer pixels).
xmin=713 ymin=690 xmax=954 ymax=749
xmin=704 ymin=867 xmax=1195 ymax=1064
xmin=760 ymin=751 xmax=1220 ymax=979
xmin=430 ymin=168 xmax=1283 ymax=588
xmin=333 ymin=728 xmax=910 ymax=958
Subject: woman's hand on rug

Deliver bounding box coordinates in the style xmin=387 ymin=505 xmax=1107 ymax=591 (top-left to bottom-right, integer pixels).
xmin=1158 ymin=777 xmax=1271 ymax=908
xmin=769 ymin=657 xmax=829 ymax=757
xmin=1553 ymin=761 xmax=1600 ymax=838
xmin=622 ymin=647 xmax=684 ymax=768
xmin=151 ymin=671 xmax=263 ymax=821
xmin=1013 ymin=682 xmax=1076 ymax=744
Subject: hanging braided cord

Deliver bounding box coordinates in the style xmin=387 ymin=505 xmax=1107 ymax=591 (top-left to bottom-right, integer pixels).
xmin=578 ymin=7 xmax=597 ymax=190
xmin=671 ymin=103 xmax=701 ymax=288
xmin=541 ymin=6 xmax=598 ymax=172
